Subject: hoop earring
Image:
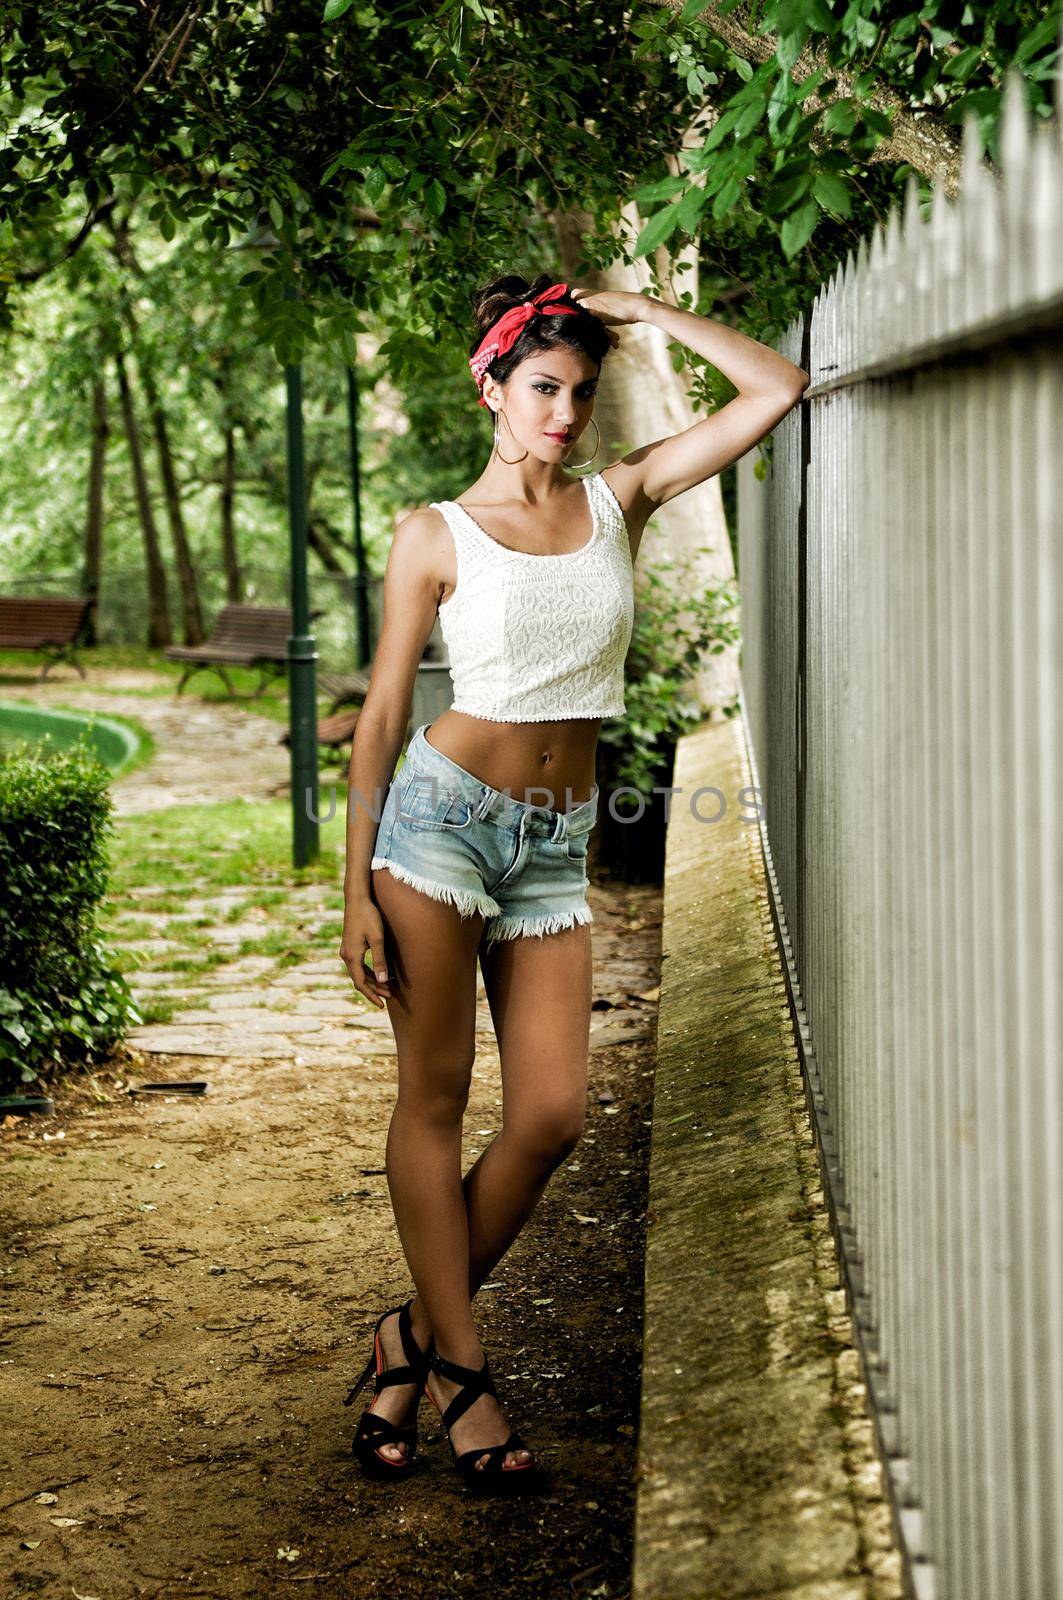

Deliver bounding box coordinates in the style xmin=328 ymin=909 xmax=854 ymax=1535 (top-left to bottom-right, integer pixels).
xmin=566 ymin=417 xmax=600 ymax=470
xmin=493 ymin=408 xmax=528 ymax=465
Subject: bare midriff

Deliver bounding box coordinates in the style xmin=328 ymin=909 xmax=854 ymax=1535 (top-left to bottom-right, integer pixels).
xmin=425 ymin=709 xmax=601 ymax=811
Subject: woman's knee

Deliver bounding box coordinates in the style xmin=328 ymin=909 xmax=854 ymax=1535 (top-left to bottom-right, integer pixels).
xmin=505 ymin=1098 xmax=586 ymax=1165
xmin=393 ymin=1059 xmax=474 ymax=1130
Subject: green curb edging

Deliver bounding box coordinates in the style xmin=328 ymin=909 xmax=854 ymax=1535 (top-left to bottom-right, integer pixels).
xmin=0 ymin=699 xmax=151 ymax=779
xmin=631 ymin=715 xmax=903 ymax=1600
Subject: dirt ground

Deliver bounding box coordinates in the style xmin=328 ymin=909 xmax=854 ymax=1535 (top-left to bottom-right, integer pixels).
xmin=1 ymin=866 xmax=661 ymax=1600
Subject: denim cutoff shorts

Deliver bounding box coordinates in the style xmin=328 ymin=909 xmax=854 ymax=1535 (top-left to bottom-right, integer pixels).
xmin=370 ymin=724 xmax=598 ymax=947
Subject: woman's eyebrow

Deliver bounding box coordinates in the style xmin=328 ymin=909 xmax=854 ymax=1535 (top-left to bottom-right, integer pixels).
xmin=528 ymin=371 xmax=597 ymax=383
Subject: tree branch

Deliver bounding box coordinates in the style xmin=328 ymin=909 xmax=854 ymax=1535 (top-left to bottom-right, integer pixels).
xmin=646 ymin=0 xmax=963 ymax=197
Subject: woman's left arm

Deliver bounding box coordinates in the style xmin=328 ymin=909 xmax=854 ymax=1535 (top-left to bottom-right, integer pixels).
xmin=573 ymin=288 xmax=809 ymax=521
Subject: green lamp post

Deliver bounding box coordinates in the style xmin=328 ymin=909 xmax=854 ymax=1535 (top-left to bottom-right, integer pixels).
xmin=231 ymin=221 xmax=319 ymax=867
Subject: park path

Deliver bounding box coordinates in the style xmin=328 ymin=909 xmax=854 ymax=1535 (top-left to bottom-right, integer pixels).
xmin=8 ymin=664 xmax=293 ymax=813
xmin=2 ymin=662 xmax=663 ymax=1597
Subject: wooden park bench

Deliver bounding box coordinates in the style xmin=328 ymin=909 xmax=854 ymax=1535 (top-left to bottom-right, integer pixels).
xmin=278 ymin=667 xmax=372 ymax=757
xmin=165 ymin=603 xmax=321 ymax=698
xmin=0 ymin=596 xmax=96 ymax=680
xmin=318 ymin=668 xmax=371 ymax=714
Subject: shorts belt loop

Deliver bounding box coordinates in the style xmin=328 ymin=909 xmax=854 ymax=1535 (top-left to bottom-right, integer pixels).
xmin=551 ymin=811 xmax=566 ymax=844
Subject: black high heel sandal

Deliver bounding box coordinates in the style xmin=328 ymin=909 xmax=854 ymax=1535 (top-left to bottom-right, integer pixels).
xmin=343 ymin=1298 xmax=435 ymax=1478
xmin=426 ymin=1348 xmax=539 ymax=1493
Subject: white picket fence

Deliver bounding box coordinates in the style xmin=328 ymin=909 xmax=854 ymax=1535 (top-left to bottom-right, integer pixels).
xmin=737 ymin=70 xmax=1063 ymax=1600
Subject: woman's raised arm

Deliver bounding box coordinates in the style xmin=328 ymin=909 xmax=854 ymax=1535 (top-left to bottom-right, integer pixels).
xmin=571 ymin=287 xmax=809 ymax=527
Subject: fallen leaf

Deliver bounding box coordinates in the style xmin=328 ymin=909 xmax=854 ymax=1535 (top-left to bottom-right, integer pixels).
xmin=33 ymin=1493 xmax=59 ymax=1504
xmin=49 ymin=1516 xmax=83 ymax=1527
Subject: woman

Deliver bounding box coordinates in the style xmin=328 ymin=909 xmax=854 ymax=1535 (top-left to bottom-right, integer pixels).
xmin=339 ymin=273 xmax=809 ymax=1491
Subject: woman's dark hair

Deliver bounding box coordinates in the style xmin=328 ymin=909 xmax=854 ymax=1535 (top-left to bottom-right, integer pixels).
xmin=468 ymin=272 xmax=611 ymax=394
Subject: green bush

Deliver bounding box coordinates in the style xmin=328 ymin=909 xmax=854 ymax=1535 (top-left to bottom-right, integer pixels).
xmin=0 ymin=738 xmax=139 ymax=1086
xmin=598 ymin=548 xmax=742 ymax=809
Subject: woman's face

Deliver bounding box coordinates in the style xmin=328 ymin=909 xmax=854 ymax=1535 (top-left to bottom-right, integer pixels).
xmin=485 ymin=344 xmax=600 ymax=460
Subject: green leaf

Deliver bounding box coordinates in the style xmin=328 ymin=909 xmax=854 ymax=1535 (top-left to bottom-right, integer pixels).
xmin=941 ymin=44 xmax=983 ymax=82
xmin=680 ymin=0 xmax=713 ymax=17
xmin=677 ymin=183 xmax=708 ymax=234
xmin=812 ymin=171 xmax=851 ymax=216
xmin=323 ymin=0 xmax=354 ymax=19
xmin=268 ymin=195 xmax=284 ymax=231
xmin=776 ymin=24 xmax=808 ymax=71
xmin=732 ymin=54 xmax=753 ymax=82
xmin=158 ymin=211 xmax=175 ymax=241
xmin=1014 ymin=13 xmax=1062 ymax=66
xmin=703 ymin=105 xmax=741 ymax=151
xmin=711 ymin=175 xmax=741 ymax=220
xmin=862 ymin=107 xmax=893 ymax=138
xmin=633 ymin=200 xmax=683 ymax=257
xmin=780 ymin=198 xmax=819 ymax=258
xmin=822 ymin=99 xmax=858 ymax=137
xmin=424 ymin=178 xmax=446 ymax=218
xmin=632 ymin=174 xmax=686 ymax=205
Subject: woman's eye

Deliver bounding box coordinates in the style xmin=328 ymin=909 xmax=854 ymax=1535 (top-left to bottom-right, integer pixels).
xmin=533 ymin=382 xmax=597 ymax=397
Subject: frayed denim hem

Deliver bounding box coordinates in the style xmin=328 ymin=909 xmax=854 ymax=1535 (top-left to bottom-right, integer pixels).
xmin=480 ymin=904 xmax=594 ymax=946
xmin=370 ymin=856 xmax=502 ymax=920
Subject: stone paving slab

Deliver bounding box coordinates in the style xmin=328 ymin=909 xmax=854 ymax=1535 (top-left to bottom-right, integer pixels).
xmin=632 ymin=715 xmax=903 ymax=1600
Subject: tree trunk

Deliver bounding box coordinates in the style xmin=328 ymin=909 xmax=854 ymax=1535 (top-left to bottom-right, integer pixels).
xmin=82 ymin=372 xmax=108 ymax=647
xmin=109 ymin=217 xmax=202 ymax=640
xmin=220 ymin=413 xmax=241 ymax=601
xmin=114 ymin=347 xmax=171 ymax=648
xmin=553 ymin=203 xmax=739 ymax=720
xmin=131 ymin=331 xmax=205 ymax=644
xmin=307 ymin=511 xmax=350 ymax=576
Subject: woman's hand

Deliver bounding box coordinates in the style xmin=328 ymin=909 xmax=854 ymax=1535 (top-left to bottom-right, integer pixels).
xmin=569 ymin=287 xmax=660 ymax=344
xmin=341 ymin=896 xmax=392 ymax=1010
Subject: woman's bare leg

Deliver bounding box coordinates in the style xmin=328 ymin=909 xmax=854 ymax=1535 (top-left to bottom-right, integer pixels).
xmin=462 ymin=919 xmax=592 ymax=1287
xmin=366 ymin=866 xmax=484 ymax=1462
xmin=421 ymin=919 xmax=593 ymax=1470
xmin=366 ymin=864 xmax=591 ymax=1470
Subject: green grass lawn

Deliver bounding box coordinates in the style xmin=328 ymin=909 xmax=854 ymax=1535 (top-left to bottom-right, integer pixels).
xmin=100 ymin=790 xmax=358 ymax=985
xmin=109 ymin=793 xmax=349 ymax=892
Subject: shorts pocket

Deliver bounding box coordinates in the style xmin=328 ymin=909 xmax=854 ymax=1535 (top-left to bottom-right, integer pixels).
xmin=566 ymin=828 xmax=591 ymax=865
xmin=398 ymin=771 xmax=475 ymax=830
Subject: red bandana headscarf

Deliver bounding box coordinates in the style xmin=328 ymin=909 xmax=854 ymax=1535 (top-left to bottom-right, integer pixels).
xmin=468 ymin=282 xmax=580 ymax=407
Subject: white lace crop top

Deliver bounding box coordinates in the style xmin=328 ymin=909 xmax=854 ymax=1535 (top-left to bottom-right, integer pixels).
xmin=428 ymin=471 xmax=635 ymax=723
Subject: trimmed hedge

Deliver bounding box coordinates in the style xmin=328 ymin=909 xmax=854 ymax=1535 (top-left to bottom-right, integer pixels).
xmin=0 ymin=739 xmax=139 ymax=1085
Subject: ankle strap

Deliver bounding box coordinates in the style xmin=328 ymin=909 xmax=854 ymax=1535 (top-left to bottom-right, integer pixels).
xmin=397 ymin=1298 xmax=434 ymax=1378
xmin=430 ymin=1350 xmax=497 ymax=1431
